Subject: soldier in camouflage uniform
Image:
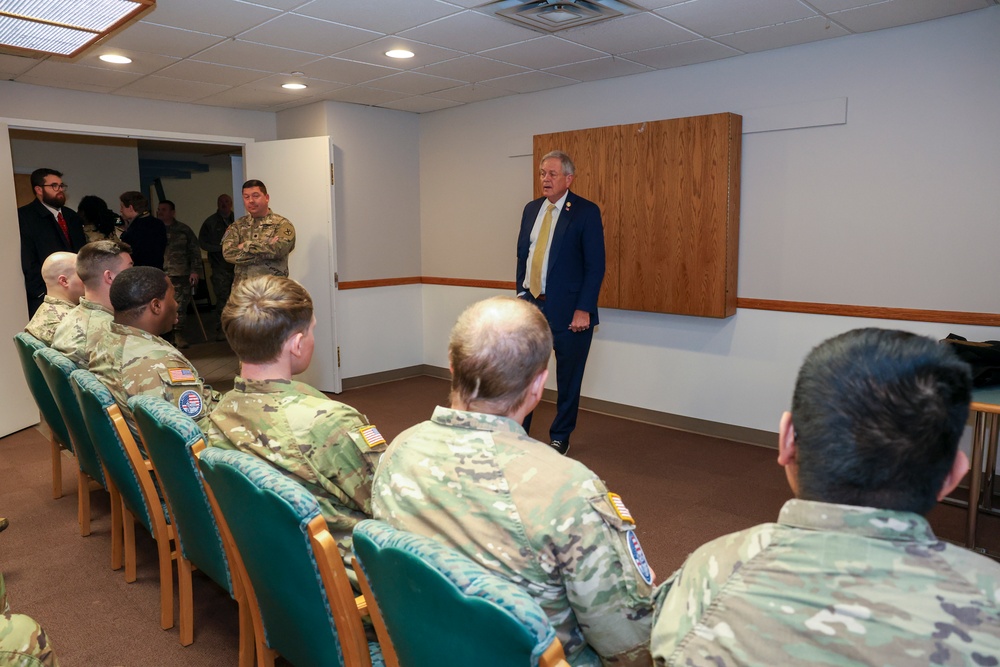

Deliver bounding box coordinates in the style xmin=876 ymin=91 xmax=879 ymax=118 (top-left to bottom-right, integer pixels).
xmin=50 ymin=240 xmax=132 ymax=367
xmin=206 ymin=276 xmax=384 ymax=582
xmin=198 ymin=194 xmax=235 ymax=340
xmin=157 ymin=200 xmax=204 ymax=349
xmin=651 ymin=328 xmax=1000 ymax=666
xmin=0 ymin=572 xmax=59 ymax=666
xmin=90 ymin=267 xmax=218 ymax=434
xmin=222 ymin=180 xmax=295 ymax=286
xmin=373 ymin=296 xmax=655 ymax=666
xmin=24 ymin=252 xmax=84 ymax=345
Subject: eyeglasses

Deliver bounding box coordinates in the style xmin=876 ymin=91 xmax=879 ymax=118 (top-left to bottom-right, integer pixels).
xmin=42 ymin=183 xmax=68 ymax=191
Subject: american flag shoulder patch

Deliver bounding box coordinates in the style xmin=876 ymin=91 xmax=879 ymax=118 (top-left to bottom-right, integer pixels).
xmin=608 ymin=492 xmax=635 ymax=525
xmin=167 ymin=368 xmax=196 ymax=383
xmin=358 ymin=425 xmax=386 ymax=448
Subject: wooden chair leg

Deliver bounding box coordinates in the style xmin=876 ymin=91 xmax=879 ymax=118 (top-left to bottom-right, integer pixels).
xmin=157 ymin=536 xmax=175 ymax=630
xmin=51 ymin=435 xmax=62 ymax=499
xmin=237 ymin=595 xmax=255 ymax=667
xmin=108 ymin=483 xmax=124 ymax=571
xmin=78 ymin=470 xmax=91 ymax=537
xmin=178 ymin=556 xmax=193 ymax=645
xmin=123 ymin=508 xmax=137 ymax=583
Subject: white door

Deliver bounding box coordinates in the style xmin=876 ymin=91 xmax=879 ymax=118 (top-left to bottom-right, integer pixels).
xmin=244 ymin=137 xmax=341 ymax=393
xmin=1 ymin=123 xmax=49 ymax=436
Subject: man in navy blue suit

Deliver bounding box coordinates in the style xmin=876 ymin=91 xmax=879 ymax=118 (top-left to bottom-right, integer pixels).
xmin=516 ymin=150 xmax=606 ymax=455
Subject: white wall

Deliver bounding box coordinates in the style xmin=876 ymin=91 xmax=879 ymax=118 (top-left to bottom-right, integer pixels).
xmin=415 ymin=7 xmax=1000 ymax=433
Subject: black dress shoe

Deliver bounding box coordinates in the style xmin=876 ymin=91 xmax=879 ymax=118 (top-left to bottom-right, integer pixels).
xmin=549 ymin=440 xmax=570 ymax=456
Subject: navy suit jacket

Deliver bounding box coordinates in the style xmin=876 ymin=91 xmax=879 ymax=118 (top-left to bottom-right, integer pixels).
xmin=18 ymin=198 xmax=87 ymax=314
xmin=516 ymin=190 xmax=606 ymax=330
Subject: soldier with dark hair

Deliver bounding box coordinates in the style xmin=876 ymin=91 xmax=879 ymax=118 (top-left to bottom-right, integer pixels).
xmin=222 ymin=180 xmax=295 ymax=286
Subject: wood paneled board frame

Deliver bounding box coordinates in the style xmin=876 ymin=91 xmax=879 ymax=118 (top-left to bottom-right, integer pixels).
xmin=535 ymin=112 xmax=742 ymax=318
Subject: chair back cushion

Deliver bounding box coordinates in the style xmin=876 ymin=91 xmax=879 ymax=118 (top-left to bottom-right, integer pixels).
xmin=33 ymin=347 xmax=106 ymax=487
xmin=13 ymin=332 xmax=71 ymax=450
xmin=198 ymin=448 xmax=346 ymax=667
xmin=353 ymin=519 xmax=556 ymax=667
xmin=71 ymin=369 xmax=156 ymax=533
xmin=130 ymin=395 xmax=232 ymax=595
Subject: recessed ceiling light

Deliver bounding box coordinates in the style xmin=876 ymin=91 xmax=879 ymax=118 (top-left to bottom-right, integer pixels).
xmin=282 ymin=83 xmax=307 ymax=90
xmin=99 ymin=54 xmax=132 ymax=64
xmin=385 ymin=49 xmax=414 ymax=59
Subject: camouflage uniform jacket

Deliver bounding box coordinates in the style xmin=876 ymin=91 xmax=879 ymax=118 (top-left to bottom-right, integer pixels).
xmin=198 ymin=211 xmax=235 ymax=271
xmin=24 ymin=295 xmax=76 ymax=345
xmin=0 ymin=573 xmax=59 ymax=666
xmin=221 ymin=211 xmax=295 ymax=284
xmin=372 ymin=406 xmax=656 ymax=667
xmin=205 ymin=377 xmax=385 ymax=566
xmin=89 ymin=321 xmax=218 ymax=433
xmin=50 ymin=298 xmax=113 ymax=368
xmin=163 ymin=220 xmax=204 ymax=278
xmin=651 ymin=498 xmax=1000 ymax=666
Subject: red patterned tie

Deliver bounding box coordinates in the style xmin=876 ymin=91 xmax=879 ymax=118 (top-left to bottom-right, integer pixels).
xmin=56 ymin=211 xmax=69 ymax=245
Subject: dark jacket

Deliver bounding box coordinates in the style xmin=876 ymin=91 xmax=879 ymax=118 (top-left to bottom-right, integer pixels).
xmin=121 ymin=214 xmax=167 ymax=270
xmin=18 ymin=198 xmax=86 ymax=315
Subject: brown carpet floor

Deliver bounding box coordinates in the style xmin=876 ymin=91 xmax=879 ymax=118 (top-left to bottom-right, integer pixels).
xmin=0 ymin=372 xmax=992 ymax=665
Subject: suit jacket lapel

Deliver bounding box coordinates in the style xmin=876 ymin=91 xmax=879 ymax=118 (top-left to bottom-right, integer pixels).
xmin=546 ymin=191 xmax=575 ymax=274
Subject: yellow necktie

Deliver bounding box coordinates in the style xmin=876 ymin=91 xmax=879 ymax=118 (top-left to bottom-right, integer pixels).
xmin=529 ymin=204 xmax=556 ymax=298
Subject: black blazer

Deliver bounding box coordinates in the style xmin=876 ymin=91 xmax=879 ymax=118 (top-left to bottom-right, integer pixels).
xmin=18 ymin=198 xmax=87 ymax=315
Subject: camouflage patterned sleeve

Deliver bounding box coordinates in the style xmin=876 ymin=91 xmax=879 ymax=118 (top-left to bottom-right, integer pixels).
xmin=540 ymin=477 xmax=656 ymax=665
xmin=221 ymin=216 xmax=295 ymax=264
xmin=185 ymin=225 xmax=204 ymax=278
xmin=122 ymin=351 xmax=217 ymax=422
xmin=0 ymin=612 xmax=60 ymax=667
xmin=221 ymin=219 xmax=251 ymax=265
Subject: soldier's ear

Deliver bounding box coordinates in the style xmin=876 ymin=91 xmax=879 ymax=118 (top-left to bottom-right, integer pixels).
xmin=148 ymin=298 xmax=163 ymax=315
xmin=938 ymin=450 xmax=970 ymax=501
xmin=777 ymin=411 xmax=797 ymax=466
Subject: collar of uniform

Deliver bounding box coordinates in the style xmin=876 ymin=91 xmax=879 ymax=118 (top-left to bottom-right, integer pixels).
xmin=79 ymin=297 xmax=113 ymax=315
xmin=777 ymin=498 xmax=937 ymax=543
xmin=430 ymin=405 xmax=525 ymax=434
xmin=43 ymin=295 xmax=75 ymax=307
xmin=107 ymin=320 xmax=170 ymax=348
xmin=232 ymin=376 xmax=293 ymax=394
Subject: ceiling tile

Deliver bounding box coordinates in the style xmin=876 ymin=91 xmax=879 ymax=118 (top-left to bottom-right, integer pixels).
xmin=809 ymin=0 xmax=882 ymax=11
xmin=415 ymin=55 xmax=527 ymax=83
xmin=245 ymin=74 xmax=348 ymax=96
xmin=380 ymin=95 xmax=463 ymax=113
xmin=398 ymin=11 xmax=539 ymax=53
xmin=622 ymin=38 xmax=741 ymax=69
xmin=13 ymin=76 xmax=118 ymax=94
xmin=240 ymin=13 xmax=381 ymax=55
xmin=297 ymin=57 xmax=400 ymax=84
xmin=545 ymin=55 xmax=654 ymax=81
xmin=365 ymin=71 xmax=463 ymax=95
xmin=427 ymin=83 xmax=511 ymax=103
xmin=242 ymin=0 xmax=306 ymax=9
xmin=479 ymin=36 xmax=606 ymax=69
xmin=157 ymin=59 xmax=270 ymax=86
xmin=115 ymin=75 xmax=231 ymax=102
xmin=142 ymin=0 xmax=281 ymax=37
xmin=318 ymin=86 xmax=409 ymax=106
xmin=560 ymin=13 xmax=699 ymax=53
xmin=829 ymin=0 xmax=990 ymax=33
xmin=194 ymin=40 xmax=322 ymax=72
xmin=196 ymin=82 xmax=306 ymax=108
xmin=0 ymin=53 xmax=42 ymax=77
xmin=482 ymin=70 xmax=577 ymax=94
xmin=333 ymin=36 xmax=463 ymax=70
xmin=294 ymin=0 xmax=461 ymax=34
xmin=627 ymin=0 xmax=689 ymax=8
xmin=714 ymin=16 xmax=850 ymax=53
xmin=76 ymin=49 xmax=180 ymax=75
xmin=656 ymin=0 xmax=817 ymax=37
xmin=99 ymin=22 xmax=226 ymax=59
xmin=16 ymin=61 xmax=143 ymax=89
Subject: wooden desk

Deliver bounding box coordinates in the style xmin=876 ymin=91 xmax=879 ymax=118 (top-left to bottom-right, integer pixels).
xmin=964 ymin=387 xmax=1000 ymax=550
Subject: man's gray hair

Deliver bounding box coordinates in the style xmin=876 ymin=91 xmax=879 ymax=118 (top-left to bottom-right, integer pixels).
xmin=540 ymin=150 xmax=575 ymax=176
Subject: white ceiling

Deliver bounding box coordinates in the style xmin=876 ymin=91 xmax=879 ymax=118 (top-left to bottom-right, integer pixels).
xmin=0 ymin=0 xmax=993 ymax=114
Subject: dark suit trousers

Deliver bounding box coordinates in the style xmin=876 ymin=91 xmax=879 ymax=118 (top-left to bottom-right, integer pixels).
xmin=521 ymin=294 xmax=594 ymax=443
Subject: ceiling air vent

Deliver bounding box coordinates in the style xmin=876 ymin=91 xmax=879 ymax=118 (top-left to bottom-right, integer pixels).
xmin=481 ymin=0 xmax=643 ymax=33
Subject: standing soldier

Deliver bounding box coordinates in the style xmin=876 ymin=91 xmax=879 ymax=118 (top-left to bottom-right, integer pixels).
xmin=222 ymin=180 xmax=295 ymax=286
xmin=199 ymin=194 xmax=235 ymax=340
xmin=157 ymin=200 xmax=203 ymax=349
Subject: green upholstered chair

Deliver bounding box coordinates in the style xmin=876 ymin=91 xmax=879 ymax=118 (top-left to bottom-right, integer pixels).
xmin=196 ymin=447 xmax=384 ymax=667
xmin=13 ymin=332 xmax=71 ymax=499
xmin=130 ymin=395 xmax=252 ymax=663
xmin=34 ymin=346 xmax=122 ymax=546
xmin=71 ymin=368 xmax=177 ymax=633
xmin=352 ymin=520 xmax=570 ymax=667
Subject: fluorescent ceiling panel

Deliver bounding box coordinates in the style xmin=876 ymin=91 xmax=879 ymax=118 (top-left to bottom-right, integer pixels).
xmin=0 ymin=0 xmax=154 ymax=57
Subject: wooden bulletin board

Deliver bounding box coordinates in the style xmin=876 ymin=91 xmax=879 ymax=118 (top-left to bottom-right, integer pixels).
xmin=535 ymin=112 xmax=742 ymax=318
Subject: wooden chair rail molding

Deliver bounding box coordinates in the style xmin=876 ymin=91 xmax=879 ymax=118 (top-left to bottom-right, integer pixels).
xmin=337 ymin=277 xmax=1000 ymax=327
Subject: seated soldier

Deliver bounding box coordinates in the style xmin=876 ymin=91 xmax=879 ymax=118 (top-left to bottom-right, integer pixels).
xmin=651 ymin=328 xmax=1000 ymax=665
xmin=0 ymin=571 xmax=59 ymax=666
xmin=50 ymin=240 xmax=132 ymax=367
xmin=373 ymin=296 xmax=656 ymax=666
xmin=206 ymin=275 xmax=385 ymax=580
xmin=90 ymin=266 xmax=218 ymax=432
xmin=24 ymin=252 xmax=84 ymax=345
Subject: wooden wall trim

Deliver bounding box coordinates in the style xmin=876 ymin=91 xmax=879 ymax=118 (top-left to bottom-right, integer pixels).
xmin=336 ymin=280 xmax=999 ymax=326
xmin=737 ymin=298 xmax=1000 ymax=327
